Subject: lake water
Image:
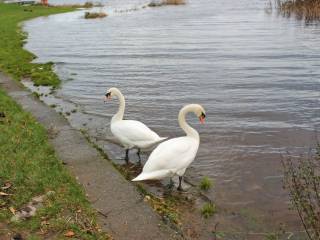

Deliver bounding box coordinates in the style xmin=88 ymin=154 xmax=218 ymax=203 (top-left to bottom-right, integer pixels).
xmin=24 ymin=0 xmax=320 ymax=232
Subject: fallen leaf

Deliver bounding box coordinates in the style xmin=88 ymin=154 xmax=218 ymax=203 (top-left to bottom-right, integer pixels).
xmin=64 ymin=230 xmax=75 ymax=237
xmin=9 ymin=206 xmax=16 ymax=215
xmin=1 ymin=182 xmax=12 ymax=190
xmin=0 ymin=191 xmax=11 ymax=196
xmin=41 ymin=220 xmax=49 ymax=226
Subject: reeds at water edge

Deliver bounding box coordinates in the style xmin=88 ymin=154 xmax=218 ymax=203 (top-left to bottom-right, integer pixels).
xmin=275 ymin=0 xmax=320 ymax=22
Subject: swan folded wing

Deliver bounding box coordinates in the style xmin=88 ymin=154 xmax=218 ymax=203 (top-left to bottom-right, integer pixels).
xmin=143 ymin=137 xmax=198 ymax=173
xmin=112 ymin=120 xmax=160 ymax=143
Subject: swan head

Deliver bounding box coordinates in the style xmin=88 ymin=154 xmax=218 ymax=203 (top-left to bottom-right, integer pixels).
xmin=105 ymin=87 xmax=121 ymax=100
xmin=182 ymin=104 xmax=206 ymax=124
xmin=195 ymin=105 xmax=206 ymax=124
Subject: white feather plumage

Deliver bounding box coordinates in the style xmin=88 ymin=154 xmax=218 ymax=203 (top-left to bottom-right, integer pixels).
xmin=132 ymin=104 xmax=206 ymax=190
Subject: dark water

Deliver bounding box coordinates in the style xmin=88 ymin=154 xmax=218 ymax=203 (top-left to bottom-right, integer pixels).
xmin=24 ymin=0 xmax=320 ymax=231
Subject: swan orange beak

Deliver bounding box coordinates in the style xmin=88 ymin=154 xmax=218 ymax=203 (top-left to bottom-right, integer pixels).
xmin=199 ymin=116 xmax=205 ymax=124
xmin=199 ymin=112 xmax=206 ymax=124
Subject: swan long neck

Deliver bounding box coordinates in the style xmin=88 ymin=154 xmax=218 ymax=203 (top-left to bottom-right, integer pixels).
xmin=112 ymin=89 xmax=125 ymax=122
xmin=178 ymin=105 xmax=200 ymax=140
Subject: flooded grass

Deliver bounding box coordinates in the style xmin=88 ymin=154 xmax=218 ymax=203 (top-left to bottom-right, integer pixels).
xmin=148 ymin=0 xmax=185 ymax=7
xmin=275 ymin=0 xmax=320 ymax=21
xmin=165 ymin=0 xmax=186 ymax=5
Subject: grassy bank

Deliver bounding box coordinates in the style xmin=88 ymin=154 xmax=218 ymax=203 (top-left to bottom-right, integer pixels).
xmin=0 ymin=3 xmax=76 ymax=87
xmin=0 ymin=89 xmax=110 ymax=239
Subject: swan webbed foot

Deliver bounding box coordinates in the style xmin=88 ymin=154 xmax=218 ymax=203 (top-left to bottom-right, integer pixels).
xmin=125 ymin=149 xmax=129 ymax=164
xmin=177 ymin=186 xmax=184 ymax=191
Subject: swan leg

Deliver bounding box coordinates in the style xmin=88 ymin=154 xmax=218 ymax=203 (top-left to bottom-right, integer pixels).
xmin=177 ymin=176 xmax=183 ymax=191
xmin=137 ymin=148 xmax=141 ymax=164
xmin=125 ymin=149 xmax=129 ymax=163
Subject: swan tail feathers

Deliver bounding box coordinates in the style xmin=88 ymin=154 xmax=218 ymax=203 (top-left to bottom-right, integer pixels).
xmin=132 ymin=169 xmax=172 ymax=181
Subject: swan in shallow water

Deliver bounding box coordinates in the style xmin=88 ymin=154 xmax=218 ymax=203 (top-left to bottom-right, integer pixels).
xmin=132 ymin=104 xmax=206 ymax=191
xmin=105 ymin=87 xmax=166 ymax=163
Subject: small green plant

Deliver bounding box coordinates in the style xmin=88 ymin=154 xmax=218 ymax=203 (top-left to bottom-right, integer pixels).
xmin=264 ymin=226 xmax=286 ymax=240
xmin=32 ymin=92 xmax=40 ymax=99
xmin=201 ymin=202 xmax=216 ymax=218
xmin=199 ymin=176 xmax=212 ymax=191
xmin=282 ymin=145 xmax=320 ymax=239
xmin=265 ymin=233 xmax=278 ymax=240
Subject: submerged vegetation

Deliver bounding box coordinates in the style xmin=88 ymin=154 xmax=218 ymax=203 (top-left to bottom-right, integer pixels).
xmin=84 ymin=11 xmax=107 ymax=19
xmin=148 ymin=0 xmax=185 ymax=7
xmin=0 ymin=89 xmax=110 ymax=239
xmin=282 ymin=145 xmax=320 ymax=239
xmin=0 ymin=3 xmax=76 ymax=87
xmin=164 ymin=0 xmax=185 ymax=5
xmin=275 ymin=0 xmax=320 ymax=21
xmin=200 ymin=202 xmax=216 ymax=218
xmin=83 ymin=1 xmax=94 ymax=8
xmin=199 ymin=176 xmax=213 ymax=191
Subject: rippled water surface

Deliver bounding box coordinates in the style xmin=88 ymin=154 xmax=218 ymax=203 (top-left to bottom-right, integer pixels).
xmin=24 ymin=0 xmax=320 ymax=229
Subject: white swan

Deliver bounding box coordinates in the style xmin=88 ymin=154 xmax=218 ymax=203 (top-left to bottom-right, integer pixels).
xmin=105 ymin=87 xmax=166 ymax=163
xmin=132 ymin=104 xmax=206 ymax=191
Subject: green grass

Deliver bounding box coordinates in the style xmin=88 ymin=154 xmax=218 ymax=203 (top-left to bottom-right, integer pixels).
xmin=201 ymin=202 xmax=216 ymax=219
xmin=199 ymin=176 xmax=213 ymax=191
xmin=0 ymin=89 xmax=110 ymax=239
xmin=0 ymin=3 xmax=76 ymax=87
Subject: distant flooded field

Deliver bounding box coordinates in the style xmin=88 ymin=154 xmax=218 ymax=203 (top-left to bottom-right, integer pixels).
xmin=24 ymin=0 xmax=320 ymax=232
